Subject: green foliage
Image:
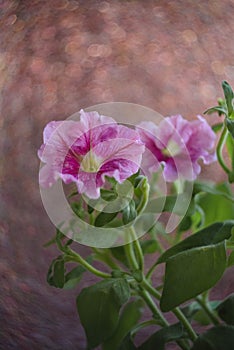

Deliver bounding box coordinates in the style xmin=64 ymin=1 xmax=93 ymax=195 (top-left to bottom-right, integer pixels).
xmin=217 ymin=294 xmax=234 ymax=325
xmin=226 ymin=118 xmax=234 ymax=138
xmin=228 ymin=251 xmax=234 ymax=267
xmin=63 ymin=265 xmax=86 ymax=289
xmin=47 ymin=256 xmax=65 ymax=288
xmin=193 ymin=303 xmax=220 ymax=326
xmin=140 ymin=239 xmax=158 ymax=254
xmin=94 ymin=210 xmax=118 ymax=227
xmin=222 ymin=80 xmax=234 ymax=116
xmin=102 ymin=298 xmax=144 ymax=350
xmin=138 ymin=323 xmax=187 ymax=350
xmin=101 ymin=188 xmax=118 ymax=201
xmin=191 ymin=325 xmax=234 ymax=350
xmin=45 ymin=81 xmax=234 ymax=350
xmin=193 ymin=181 xmax=234 ymax=202
xmin=110 ymin=246 xmax=130 ymax=267
xmin=158 ymin=221 xmax=233 ymax=311
xmin=122 ymin=199 xmax=137 ymax=225
xmin=76 ymin=278 xmax=130 ymax=349
xmin=193 ymin=183 xmax=234 ymax=228
xmin=157 ymin=221 xmax=233 ymax=264
xmin=160 ymin=242 xmax=227 ymax=312
xmin=182 ymin=300 xmax=220 ymax=325
xmin=64 ymin=256 xmax=92 ymax=289
xmin=118 ymin=335 xmax=137 ymax=350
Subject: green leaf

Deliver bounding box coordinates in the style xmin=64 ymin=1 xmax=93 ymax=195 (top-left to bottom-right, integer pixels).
xmin=87 ymin=204 xmax=94 ymax=214
xmin=101 ymin=188 xmax=118 ymax=201
xmin=227 ymin=227 xmax=234 ymax=249
xmin=226 ymin=118 xmax=234 ymax=138
xmin=76 ymin=278 xmax=130 ymax=349
xmin=191 ymin=325 xmax=234 ymax=350
xmin=194 ymin=183 xmax=234 ymax=227
xmin=193 ymin=181 xmax=234 ymax=203
xmin=228 ymin=251 xmax=234 ymax=267
xmin=226 ymin=133 xmax=234 ymax=168
xmin=110 ymin=246 xmax=129 ymax=267
xmin=102 ymin=299 xmax=144 ymax=350
xmin=47 ymin=256 xmax=65 ymax=288
xmin=160 ymin=242 xmax=227 ymax=312
xmin=212 ymin=123 xmax=224 ymax=133
xmin=140 ymin=239 xmax=158 ymax=254
xmin=147 ymin=193 xmax=192 ymax=216
xmin=134 ymin=175 xmax=146 ymax=188
xmin=63 ymin=265 xmax=85 ymax=289
xmin=178 ymin=215 xmax=192 ymax=232
xmin=157 ymin=221 xmax=234 ymax=264
xmin=193 ymin=305 xmax=219 ymax=326
xmin=68 ymin=190 xmax=78 ymax=198
xmin=70 ymin=201 xmax=85 ymax=219
xmin=222 ymin=81 xmax=234 ymax=116
xmin=181 ymin=301 xmax=220 ymax=324
xmin=43 ymin=236 xmax=56 ymax=248
xmin=122 ymin=200 xmax=137 ymax=225
xmin=94 ymin=211 xmax=118 ymax=227
xmin=217 ymin=294 xmax=234 ymax=325
xmin=119 ymin=335 xmax=137 ymax=350
xmin=138 ymin=323 xmax=186 ymax=350
xmin=204 ymin=106 xmax=227 ymax=116
xmin=63 ymin=256 xmax=92 ymax=289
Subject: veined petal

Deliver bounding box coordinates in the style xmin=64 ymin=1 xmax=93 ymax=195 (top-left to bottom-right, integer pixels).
xmin=92 ymin=138 xmax=144 ymax=168
xmin=77 ymin=171 xmax=103 ymax=199
xmin=100 ymin=158 xmax=140 ymax=183
xmin=137 ymin=114 xmax=216 ymax=182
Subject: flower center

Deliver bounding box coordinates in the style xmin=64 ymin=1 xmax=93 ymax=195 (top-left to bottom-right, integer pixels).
xmin=162 ymin=139 xmax=181 ymax=157
xmin=81 ymin=150 xmax=102 ymax=173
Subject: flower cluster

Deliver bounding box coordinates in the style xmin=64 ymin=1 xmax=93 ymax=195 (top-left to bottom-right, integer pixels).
xmin=40 ymin=82 xmax=234 ymax=350
xmin=38 ymin=110 xmax=216 ymax=197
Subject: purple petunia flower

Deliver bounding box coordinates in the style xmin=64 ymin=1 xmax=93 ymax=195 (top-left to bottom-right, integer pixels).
xmin=137 ymin=115 xmax=216 ymax=182
xmin=38 ymin=110 xmax=145 ymax=198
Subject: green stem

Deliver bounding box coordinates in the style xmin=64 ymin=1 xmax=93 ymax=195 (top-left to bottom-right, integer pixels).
xmin=146 ymin=261 xmax=158 ymax=279
xmin=217 ymin=126 xmax=231 ymax=174
xmin=66 ymin=249 xmax=111 ymax=279
xmin=124 ymin=240 xmax=139 ymax=270
xmin=173 ymin=308 xmax=197 ymax=342
xmin=125 ymin=229 xmax=189 ymax=349
xmin=140 ymin=289 xmax=169 ymax=327
xmin=141 ymin=278 xmax=161 ymax=299
xmin=136 ymin=180 xmax=150 ymax=215
xmin=140 ymin=289 xmax=189 ymax=350
xmin=131 ymin=319 xmax=162 ymax=336
xmin=142 ymin=279 xmax=197 ymax=342
xmin=92 ymin=248 xmax=119 ymax=270
xmin=129 ymin=226 xmax=144 ymax=271
xmin=195 ymin=296 xmax=220 ymax=326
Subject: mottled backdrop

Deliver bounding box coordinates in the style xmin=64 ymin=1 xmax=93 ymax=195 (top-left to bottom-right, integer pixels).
xmin=1 ymin=0 xmax=234 ymax=349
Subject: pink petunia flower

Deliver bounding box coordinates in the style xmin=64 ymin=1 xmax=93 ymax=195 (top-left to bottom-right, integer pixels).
xmin=38 ymin=110 xmax=145 ymax=198
xmin=137 ymin=115 xmax=216 ymax=182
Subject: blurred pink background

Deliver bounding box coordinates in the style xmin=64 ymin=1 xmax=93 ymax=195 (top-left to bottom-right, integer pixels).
xmin=1 ymin=0 xmax=234 ymax=349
